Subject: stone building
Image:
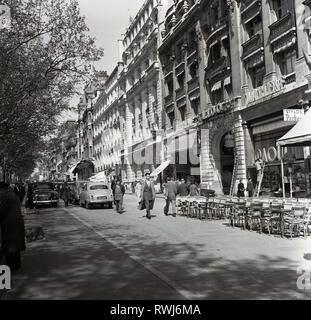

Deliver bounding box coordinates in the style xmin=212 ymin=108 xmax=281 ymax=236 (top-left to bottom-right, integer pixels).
xmin=117 ymin=0 xmax=165 ymax=185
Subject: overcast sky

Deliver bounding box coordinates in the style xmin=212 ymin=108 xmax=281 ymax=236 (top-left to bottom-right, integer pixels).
xmin=78 ymin=0 xmax=145 ymax=73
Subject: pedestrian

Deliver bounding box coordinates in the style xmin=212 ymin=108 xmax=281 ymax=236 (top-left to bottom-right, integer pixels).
xmin=18 ymin=183 xmax=25 ymax=204
xmin=0 ymin=182 xmax=26 ymax=272
xmin=237 ymin=179 xmax=245 ymax=198
xmin=247 ymin=177 xmax=254 ymax=198
xmin=61 ymin=182 xmax=71 ymax=207
xmin=26 ymin=183 xmax=34 ymax=210
xmin=178 ymin=178 xmax=189 ymax=196
xmin=139 ymin=173 xmax=156 ymax=220
xmin=163 ymin=177 xmax=178 ymax=217
xmin=111 ymin=178 xmax=116 ymax=204
xmin=114 ymin=180 xmax=125 ymax=213
xmin=135 ymin=180 xmax=142 ymax=202
xmin=189 ymin=181 xmax=199 ymax=196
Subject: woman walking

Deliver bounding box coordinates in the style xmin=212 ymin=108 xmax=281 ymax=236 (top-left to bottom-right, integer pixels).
xmin=114 ymin=180 xmax=125 ymax=213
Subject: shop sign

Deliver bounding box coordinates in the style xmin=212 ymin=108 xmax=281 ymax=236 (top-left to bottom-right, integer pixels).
xmin=245 ymin=79 xmax=284 ymax=105
xmin=283 ymin=109 xmax=305 ymax=122
xmin=206 ymin=101 xmax=233 ymax=119
xmin=255 ymin=145 xmax=284 ymax=163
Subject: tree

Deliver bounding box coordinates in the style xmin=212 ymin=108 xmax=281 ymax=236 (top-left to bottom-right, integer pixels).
xmin=0 ymin=0 xmax=104 ymax=182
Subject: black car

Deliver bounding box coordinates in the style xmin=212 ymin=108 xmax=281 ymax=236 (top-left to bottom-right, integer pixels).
xmin=32 ymin=182 xmax=59 ymax=208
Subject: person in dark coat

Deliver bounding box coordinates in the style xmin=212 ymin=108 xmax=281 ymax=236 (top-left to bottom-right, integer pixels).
xmin=110 ymin=178 xmax=116 ymax=205
xmin=237 ymin=180 xmax=245 ymax=198
xmin=164 ymin=177 xmax=178 ymax=217
xmin=18 ymin=183 xmax=25 ymax=204
xmin=0 ymin=182 xmax=26 ymax=272
xmin=140 ymin=173 xmax=156 ymax=220
xmin=177 ymin=178 xmax=189 ymax=197
xmin=61 ymin=182 xmax=71 ymax=207
xmin=114 ymin=180 xmax=125 ymax=213
xmin=26 ymin=183 xmax=34 ymax=209
xmin=247 ymin=178 xmax=254 ymax=198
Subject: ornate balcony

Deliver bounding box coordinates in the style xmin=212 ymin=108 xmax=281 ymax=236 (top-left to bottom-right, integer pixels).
xmin=203 ymin=16 xmax=229 ymax=44
xmin=175 ymin=87 xmax=185 ymax=101
xmin=164 ymin=93 xmax=174 ymax=107
xmin=187 ymin=76 xmax=199 ymax=93
xmin=241 ymin=0 xmax=261 ymax=23
xmin=269 ymin=12 xmax=296 ymax=45
xmin=242 ymin=33 xmax=264 ymax=60
xmin=205 ymin=56 xmax=231 ymax=82
xmin=175 ymin=61 xmax=185 ymax=76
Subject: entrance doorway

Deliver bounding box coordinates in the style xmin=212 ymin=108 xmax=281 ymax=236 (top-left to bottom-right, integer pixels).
xmin=220 ymin=132 xmax=235 ymax=195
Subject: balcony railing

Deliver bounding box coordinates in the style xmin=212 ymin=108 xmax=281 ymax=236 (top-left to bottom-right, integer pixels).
xmin=175 ymin=87 xmax=185 ymax=100
xmin=187 ymin=76 xmax=199 ymax=93
xmin=203 ymin=15 xmax=229 ymax=40
xmin=241 ymin=0 xmax=261 ymax=16
xmin=175 ymin=60 xmax=185 ymax=76
xmin=164 ymin=93 xmax=174 ymax=106
xmin=269 ymin=12 xmax=295 ymax=44
xmin=242 ymin=33 xmax=263 ymax=59
xmin=205 ymin=56 xmax=231 ymax=81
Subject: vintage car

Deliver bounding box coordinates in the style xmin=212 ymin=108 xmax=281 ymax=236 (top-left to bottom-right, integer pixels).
xmin=79 ymin=182 xmax=113 ymax=209
xmin=32 ymin=182 xmax=59 ymax=208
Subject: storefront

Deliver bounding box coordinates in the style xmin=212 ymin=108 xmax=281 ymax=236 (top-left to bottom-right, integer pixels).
xmin=248 ymin=117 xmax=310 ymax=197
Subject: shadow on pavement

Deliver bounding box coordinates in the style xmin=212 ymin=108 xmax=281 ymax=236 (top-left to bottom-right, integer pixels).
xmin=6 ymin=207 xmax=311 ymax=300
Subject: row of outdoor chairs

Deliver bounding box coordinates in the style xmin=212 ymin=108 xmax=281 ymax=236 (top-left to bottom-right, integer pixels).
xmin=228 ymin=198 xmax=311 ymax=238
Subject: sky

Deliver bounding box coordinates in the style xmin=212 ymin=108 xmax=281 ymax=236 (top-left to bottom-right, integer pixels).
xmin=62 ymin=0 xmax=145 ymax=121
xmin=78 ymin=0 xmax=145 ymax=73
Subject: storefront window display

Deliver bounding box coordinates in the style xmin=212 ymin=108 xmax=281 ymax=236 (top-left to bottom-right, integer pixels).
xmin=249 ymin=130 xmax=311 ymax=198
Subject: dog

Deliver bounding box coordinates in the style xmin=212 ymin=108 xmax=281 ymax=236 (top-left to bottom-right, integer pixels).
xmin=26 ymin=227 xmax=45 ymax=242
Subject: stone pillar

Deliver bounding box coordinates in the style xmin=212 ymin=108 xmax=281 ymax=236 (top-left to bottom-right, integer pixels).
xmin=262 ymin=0 xmax=277 ymax=82
xmin=233 ymin=113 xmax=248 ymax=193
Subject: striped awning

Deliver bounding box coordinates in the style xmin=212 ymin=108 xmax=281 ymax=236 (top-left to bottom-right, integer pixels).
xmin=211 ymin=81 xmax=222 ymax=92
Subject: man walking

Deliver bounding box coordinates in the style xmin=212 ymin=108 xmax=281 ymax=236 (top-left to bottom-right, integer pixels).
xmin=164 ymin=177 xmax=178 ymax=217
xmin=114 ymin=180 xmax=125 ymax=213
xmin=0 ymin=182 xmax=26 ymax=272
xmin=140 ymin=173 xmax=156 ymax=220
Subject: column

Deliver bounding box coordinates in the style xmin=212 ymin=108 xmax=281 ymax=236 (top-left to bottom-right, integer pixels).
xmin=262 ymin=0 xmax=277 ymax=82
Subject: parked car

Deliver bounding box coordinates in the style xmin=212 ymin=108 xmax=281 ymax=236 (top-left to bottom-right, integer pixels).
xmin=32 ymin=182 xmax=59 ymax=208
xmin=79 ymin=182 xmax=113 ymax=209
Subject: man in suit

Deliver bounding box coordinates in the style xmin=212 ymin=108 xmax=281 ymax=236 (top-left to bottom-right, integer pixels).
xmin=164 ymin=177 xmax=178 ymax=217
xmin=177 ymin=178 xmax=189 ymax=196
xmin=140 ymin=173 xmax=156 ymax=220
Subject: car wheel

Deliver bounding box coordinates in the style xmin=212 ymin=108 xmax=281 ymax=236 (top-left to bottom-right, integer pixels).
xmin=52 ymin=202 xmax=58 ymax=208
xmin=108 ymin=202 xmax=113 ymax=209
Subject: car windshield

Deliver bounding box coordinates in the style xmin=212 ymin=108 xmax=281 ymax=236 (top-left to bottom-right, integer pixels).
xmin=89 ymin=185 xmax=108 ymax=190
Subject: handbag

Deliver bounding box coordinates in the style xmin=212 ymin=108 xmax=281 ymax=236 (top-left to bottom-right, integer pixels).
xmin=138 ymin=201 xmax=146 ymax=211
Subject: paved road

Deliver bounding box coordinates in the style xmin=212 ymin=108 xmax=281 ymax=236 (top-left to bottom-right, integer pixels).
xmin=4 ymin=195 xmax=311 ymax=300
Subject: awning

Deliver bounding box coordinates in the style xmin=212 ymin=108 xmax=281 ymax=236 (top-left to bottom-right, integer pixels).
xmin=89 ymin=171 xmax=107 ymax=182
xmin=277 ymin=108 xmax=311 ymax=147
xmin=211 ymin=81 xmax=222 ymax=92
xmin=150 ymin=160 xmax=171 ymax=177
xmin=224 ymin=76 xmax=231 ymax=86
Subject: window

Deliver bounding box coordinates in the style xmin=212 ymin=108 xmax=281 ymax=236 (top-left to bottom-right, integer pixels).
xmin=273 ymin=0 xmax=289 ymax=19
xmin=177 ymin=73 xmax=185 ymax=89
xmin=89 ymin=185 xmax=108 ymax=190
xmin=245 ymin=16 xmax=262 ymax=38
xmin=189 ymin=62 xmax=198 ymax=78
xmin=249 ymin=65 xmax=265 ymax=89
xmin=167 ymin=79 xmax=173 ymax=95
xmin=179 ymin=106 xmax=186 ymax=121
xmin=211 ymin=3 xmax=219 ymax=26
xmin=279 ymin=50 xmax=296 ymax=76
xmin=168 ymin=111 xmax=175 ymax=127
xmin=210 ymin=42 xmax=221 ymax=64
xmin=190 ymin=99 xmax=199 ymax=115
